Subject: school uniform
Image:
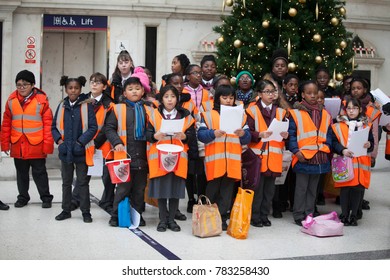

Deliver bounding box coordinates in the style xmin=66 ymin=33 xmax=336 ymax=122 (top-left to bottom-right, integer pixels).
xmin=52 ymin=93 xmax=97 ymax=215
xmin=246 ymin=100 xmax=287 ymax=225
xmin=198 ymin=108 xmax=251 ymax=225
xmin=288 ymin=102 xmax=332 ymax=223
xmin=331 ymin=116 xmax=374 ymax=224
xmin=105 ymin=99 xmax=150 ymax=222
xmin=146 ymin=106 xmax=195 ymax=226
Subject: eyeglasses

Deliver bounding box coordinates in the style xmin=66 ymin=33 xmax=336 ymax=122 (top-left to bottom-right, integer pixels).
xmin=239 ymin=77 xmax=252 ymax=82
xmin=346 ymin=107 xmax=359 ymax=111
xmin=90 ymin=80 xmax=103 ymax=85
xmin=261 ymin=90 xmax=277 ymax=95
xmin=16 ymin=83 xmax=31 ymax=89
xmin=190 ymin=71 xmax=201 ymax=76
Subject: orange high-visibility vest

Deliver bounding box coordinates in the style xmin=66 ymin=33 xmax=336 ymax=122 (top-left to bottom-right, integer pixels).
xmin=365 ymin=106 xmax=381 ymax=123
xmin=147 ymin=108 xmax=194 ymax=179
xmin=332 ymin=122 xmax=372 ymax=188
xmin=95 ymin=102 xmax=114 ymax=159
xmin=246 ymin=105 xmax=286 ymax=173
xmin=56 ymin=102 xmax=95 ymax=166
xmin=201 ymin=110 xmax=246 ymax=181
xmin=8 ymin=98 xmax=44 ymax=145
xmin=289 ymin=108 xmax=331 ymax=167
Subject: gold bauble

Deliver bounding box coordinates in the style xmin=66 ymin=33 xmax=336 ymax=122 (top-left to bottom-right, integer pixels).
xmin=257 ymin=42 xmax=265 ymax=49
xmin=230 ymin=77 xmax=236 ymax=86
xmin=340 ymin=40 xmax=347 ymax=49
xmin=233 ymin=39 xmax=242 ymax=48
xmin=262 ymin=20 xmax=270 ymax=28
xmin=331 ymin=17 xmax=339 ymax=26
xmin=288 ymin=8 xmax=297 ymax=17
xmin=225 ymin=0 xmax=234 ymax=7
xmin=288 ymin=62 xmax=297 ymax=72
xmin=315 ymin=56 xmax=322 ymax=64
xmin=340 ymin=7 xmax=346 ymax=16
xmin=336 ymin=73 xmax=344 ymax=81
xmin=328 ymin=81 xmax=335 ymax=88
xmin=299 ymin=0 xmax=306 ymax=3
xmin=217 ymin=36 xmax=224 ymax=44
xmin=313 ymin=33 xmax=321 ymax=43
xmin=335 ymin=48 xmax=342 ymax=56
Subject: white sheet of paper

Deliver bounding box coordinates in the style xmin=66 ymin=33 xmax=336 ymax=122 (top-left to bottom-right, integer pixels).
xmin=220 ymin=104 xmax=244 ymax=134
xmin=87 ymin=149 xmax=103 ymax=176
xmin=324 ymin=98 xmax=341 ymax=119
xmin=379 ymin=109 xmax=390 ymax=126
xmin=371 ymin=88 xmax=390 ymax=105
xmin=261 ymin=118 xmax=289 ymax=142
xmin=128 ymin=206 xmax=140 ymax=229
xmin=160 ymin=119 xmax=185 ymax=135
xmin=275 ymin=151 xmax=292 ymax=185
xmin=347 ymin=127 xmax=370 ymax=157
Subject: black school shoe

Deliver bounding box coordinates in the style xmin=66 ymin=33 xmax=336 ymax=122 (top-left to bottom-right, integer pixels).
xmin=167 ymin=221 xmax=181 ymax=232
xmin=55 ymin=211 xmax=71 ymax=221
xmin=250 ymin=220 xmax=263 ymax=227
xmin=0 ymin=201 xmax=10 ymax=211
xmin=139 ymin=216 xmax=146 ymax=226
xmin=109 ymin=217 xmax=118 ymax=227
xmin=261 ymin=218 xmax=272 ymax=227
xmin=157 ymin=221 xmax=168 ymax=232
xmin=82 ymin=213 xmax=93 ymax=223
xmin=14 ymin=200 xmax=28 ymax=208
xmin=42 ymin=201 xmax=52 ymax=208
xmin=362 ymin=199 xmax=370 ymax=210
xmin=174 ymin=209 xmax=187 ymax=221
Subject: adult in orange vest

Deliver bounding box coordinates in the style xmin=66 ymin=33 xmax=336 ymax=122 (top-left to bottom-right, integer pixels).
xmin=146 ymin=85 xmax=195 ymax=232
xmin=105 ymin=75 xmax=152 ymax=227
xmin=52 ymin=76 xmax=97 ymax=223
xmin=288 ymin=81 xmax=332 ymax=226
xmin=1 ymin=70 xmax=54 ymax=208
xmin=331 ymin=98 xmax=374 ymax=226
xmin=246 ymin=80 xmax=288 ymax=227
xmin=198 ymin=85 xmax=251 ymax=230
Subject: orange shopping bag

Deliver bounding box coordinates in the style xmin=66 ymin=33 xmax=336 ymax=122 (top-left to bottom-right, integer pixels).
xmin=227 ymin=187 xmax=254 ymax=239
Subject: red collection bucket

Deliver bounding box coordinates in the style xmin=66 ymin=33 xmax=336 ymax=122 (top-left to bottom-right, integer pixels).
xmin=105 ymin=150 xmax=132 ymax=184
xmin=156 ymin=143 xmax=184 ymax=172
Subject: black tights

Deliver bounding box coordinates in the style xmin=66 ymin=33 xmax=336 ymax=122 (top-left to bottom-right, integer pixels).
xmin=340 ymin=186 xmax=364 ymax=217
xmin=158 ymin=198 xmax=179 ymax=223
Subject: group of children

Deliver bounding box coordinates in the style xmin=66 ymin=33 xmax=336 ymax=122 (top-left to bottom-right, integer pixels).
xmin=1 ymin=50 xmax=387 ymax=233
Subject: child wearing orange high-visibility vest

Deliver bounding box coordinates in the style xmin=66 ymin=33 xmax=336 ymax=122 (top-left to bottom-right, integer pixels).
xmin=52 ymin=75 xmax=97 ymax=223
xmin=331 ymin=97 xmax=374 ymax=226
xmin=288 ymin=80 xmax=333 ymax=226
xmin=198 ymin=85 xmax=251 ymax=231
xmin=146 ymin=85 xmax=196 ymax=232
xmin=246 ymin=80 xmax=289 ymax=228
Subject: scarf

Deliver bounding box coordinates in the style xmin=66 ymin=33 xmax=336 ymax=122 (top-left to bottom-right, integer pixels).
xmin=236 ymin=89 xmax=254 ymax=104
xmin=125 ymin=99 xmax=146 ymax=140
xmin=300 ymin=100 xmax=328 ymax=165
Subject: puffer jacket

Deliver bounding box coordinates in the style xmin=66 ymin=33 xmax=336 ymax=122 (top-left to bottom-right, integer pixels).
xmin=51 ymin=93 xmax=97 ymax=164
xmin=1 ymin=88 xmax=54 ymax=159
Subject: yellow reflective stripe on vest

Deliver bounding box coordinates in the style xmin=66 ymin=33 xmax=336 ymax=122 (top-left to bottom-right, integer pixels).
xmin=56 ymin=105 xmax=65 ymax=138
xmin=353 ymin=162 xmax=370 ymax=171
xmin=205 ymin=152 xmax=241 ymax=162
xmin=115 ymin=104 xmax=127 ymax=137
xmin=333 ymin=123 xmax=346 ymax=147
xmin=81 ymin=103 xmax=94 ymax=150
xmin=249 ymin=106 xmax=260 ymax=132
xmin=97 ymin=108 xmax=107 ymax=130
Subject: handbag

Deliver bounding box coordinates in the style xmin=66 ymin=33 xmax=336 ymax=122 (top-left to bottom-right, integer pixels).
xmin=331 ymin=155 xmax=354 ymax=183
xmin=300 ymin=211 xmax=344 ymax=237
xmin=118 ymin=197 xmax=132 ymax=228
xmin=227 ymin=187 xmax=254 ymax=239
xmin=241 ymin=143 xmax=265 ymax=190
xmin=192 ymin=195 xmax=222 ymax=238
xmin=241 ymin=147 xmax=261 ymax=190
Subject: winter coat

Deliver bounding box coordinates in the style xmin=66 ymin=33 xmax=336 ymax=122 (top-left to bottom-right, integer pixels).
xmin=51 ymin=93 xmax=97 ymax=164
xmin=1 ymin=88 xmax=54 ymax=159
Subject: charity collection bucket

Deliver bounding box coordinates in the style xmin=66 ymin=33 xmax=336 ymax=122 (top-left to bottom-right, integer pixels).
xmin=156 ymin=143 xmax=184 ymax=172
xmin=105 ymin=150 xmax=132 ymax=184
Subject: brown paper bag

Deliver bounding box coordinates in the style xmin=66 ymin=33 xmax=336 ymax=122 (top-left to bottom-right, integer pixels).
xmin=192 ymin=195 xmax=222 ymax=238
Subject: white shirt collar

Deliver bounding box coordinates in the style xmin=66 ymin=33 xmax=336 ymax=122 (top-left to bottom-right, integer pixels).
xmin=92 ymin=93 xmax=103 ymax=102
xmin=163 ymin=108 xmax=177 ymax=119
xmin=261 ymin=100 xmax=272 ymax=110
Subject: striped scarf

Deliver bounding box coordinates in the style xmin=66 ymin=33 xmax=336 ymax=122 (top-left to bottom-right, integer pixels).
xmin=125 ymin=99 xmax=146 ymax=140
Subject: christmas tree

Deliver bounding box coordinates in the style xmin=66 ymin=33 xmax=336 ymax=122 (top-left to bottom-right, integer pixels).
xmin=214 ymin=0 xmax=354 ymax=83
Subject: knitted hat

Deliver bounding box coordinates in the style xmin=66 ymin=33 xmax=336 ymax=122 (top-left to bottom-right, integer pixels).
xmin=15 ymin=70 xmax=35 ymax=84
xmin=271 ymin=49 xmax=288 ymax=65
xmin=236 ymin=70 xmax=255 ymax=85
xmin=131 ymin=67 xmax=151 ymax=93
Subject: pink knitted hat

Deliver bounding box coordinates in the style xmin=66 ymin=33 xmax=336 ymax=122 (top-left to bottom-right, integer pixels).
xmin=131 ymin=67 xmax=151 ymax=93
